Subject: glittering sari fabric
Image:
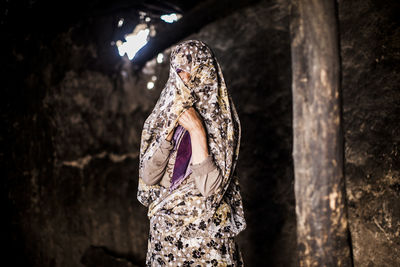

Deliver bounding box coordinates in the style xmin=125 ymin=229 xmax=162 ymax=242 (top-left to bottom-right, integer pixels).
xmin=137 ymin=40 xmax=246 ymax=266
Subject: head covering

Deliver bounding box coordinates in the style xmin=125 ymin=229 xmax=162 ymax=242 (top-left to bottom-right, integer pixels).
xmin=137 ymin=40 xmax=245 ymax=237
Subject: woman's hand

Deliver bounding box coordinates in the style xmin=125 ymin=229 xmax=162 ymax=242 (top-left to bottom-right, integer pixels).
xmin=178 ymin=107 xmax=209 ymax=164
xmin=177 ymin=107 xmax=205 ymax=134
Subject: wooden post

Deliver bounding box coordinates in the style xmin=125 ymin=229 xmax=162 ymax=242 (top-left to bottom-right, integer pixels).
xmin=289 ymin=1 xmax=353 ymax=266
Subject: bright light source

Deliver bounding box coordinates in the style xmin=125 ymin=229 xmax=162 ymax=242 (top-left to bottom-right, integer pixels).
xmin=147 ymin=81 xmax=155 ymax=89
xmin=156 ymin=53 xmax=164 ymax=63
xmin=160 ymin=13 xmax=181 ymax=23
xmin=145 ymin=17 xmax=151 ymax=22
xmin=116 ymin=24 xmax=150 ymax=60
xmin=118 ymin=18 xmax=124 ymax=27
xmin=151 ymin=75 xmax=157 ymax=81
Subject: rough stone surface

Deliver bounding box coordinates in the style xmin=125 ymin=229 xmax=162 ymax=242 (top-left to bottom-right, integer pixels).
xmin=81 ymin=246 xmax=140 ymax=267
xmin=339 ymin=0 xmax=400 ymax=266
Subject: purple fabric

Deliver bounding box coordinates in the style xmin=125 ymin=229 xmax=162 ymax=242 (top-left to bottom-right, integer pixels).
xmin=170 ymin=125 xmax=192 ymax=191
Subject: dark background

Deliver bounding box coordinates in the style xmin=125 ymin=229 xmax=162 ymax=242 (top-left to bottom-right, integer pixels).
xmin=2 ymin=0 xmax=399 ymax=266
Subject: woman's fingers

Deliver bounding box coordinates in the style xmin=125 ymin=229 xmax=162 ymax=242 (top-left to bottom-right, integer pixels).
xmin=177 ymin=113 xmax=190 ymax=129
xmin=178 ymin=107 xmax=204 ymax=132
xmin=179 ymin=108 xmax=197 ymax=124
xmin=181 ymin=107 xmax=199 ymax=121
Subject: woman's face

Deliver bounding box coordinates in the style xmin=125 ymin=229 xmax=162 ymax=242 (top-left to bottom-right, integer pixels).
xmin=177 ymin=69 xmax=191 ymax=85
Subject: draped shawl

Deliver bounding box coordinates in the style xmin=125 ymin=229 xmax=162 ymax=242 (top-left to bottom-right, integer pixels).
xmin=137 ymin=40 xmax=246 ymax=238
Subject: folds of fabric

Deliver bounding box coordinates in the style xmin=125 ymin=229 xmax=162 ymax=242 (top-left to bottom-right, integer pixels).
xmin=170 ymin=125 xmax=192 ymax=192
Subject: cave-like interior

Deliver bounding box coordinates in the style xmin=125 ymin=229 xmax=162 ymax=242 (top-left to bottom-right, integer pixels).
xmin=2 ymin=0 xmax=399 ymax=266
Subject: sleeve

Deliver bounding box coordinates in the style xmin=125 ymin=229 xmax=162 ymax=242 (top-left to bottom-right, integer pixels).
xmin=142 ymin=138 xmax=174 ymax=185
xmin=190 ymin=154 xmax=223 ymax=197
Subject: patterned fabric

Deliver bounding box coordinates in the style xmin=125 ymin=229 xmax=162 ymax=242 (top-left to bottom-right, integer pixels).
xmin=137 ymin=40 xmax=246 ymax=266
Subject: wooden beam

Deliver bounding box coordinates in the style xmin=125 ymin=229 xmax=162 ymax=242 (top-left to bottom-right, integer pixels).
xmin=289 ymin=1 xmax=353 ymax=266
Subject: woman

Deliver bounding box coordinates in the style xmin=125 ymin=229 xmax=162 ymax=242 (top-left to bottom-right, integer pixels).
xmin=137 ymin=40 xmax=246 ymax=266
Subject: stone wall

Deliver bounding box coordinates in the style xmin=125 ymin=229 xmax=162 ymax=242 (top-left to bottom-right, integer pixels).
xmin=340 ymin=0 xmax=400 ymax=266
